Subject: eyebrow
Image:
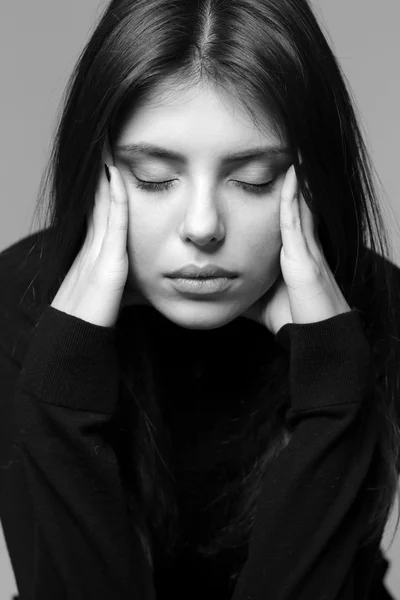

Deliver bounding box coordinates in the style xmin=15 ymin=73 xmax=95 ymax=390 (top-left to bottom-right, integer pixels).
xmin=115 ymin=142 xmax=293 ymax=164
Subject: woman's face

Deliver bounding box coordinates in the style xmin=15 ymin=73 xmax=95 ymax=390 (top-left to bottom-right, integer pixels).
xmin=113 ymin=80 xmax=293 ymax=330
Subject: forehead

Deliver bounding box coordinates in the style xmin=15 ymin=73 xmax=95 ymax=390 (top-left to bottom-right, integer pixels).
xmin=115 ymin=79 xmax=286 ymax=151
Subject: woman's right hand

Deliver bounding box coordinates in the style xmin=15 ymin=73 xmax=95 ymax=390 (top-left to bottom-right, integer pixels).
xmin=50 ymin=140 xmax=149 ymax=328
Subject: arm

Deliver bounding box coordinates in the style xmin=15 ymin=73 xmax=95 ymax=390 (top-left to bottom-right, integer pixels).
xmin=231 ymin=309 xmax=381 ymax=600
xmin=13 ymin=305 xmax=156 ymax=600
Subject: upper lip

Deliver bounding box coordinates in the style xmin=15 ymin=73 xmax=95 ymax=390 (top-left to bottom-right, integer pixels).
xmin=167 ymin=264 xmax=238 ymax=278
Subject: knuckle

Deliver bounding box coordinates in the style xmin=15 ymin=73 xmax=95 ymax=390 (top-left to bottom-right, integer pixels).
xmin=280 ymin=219 xmax=292 ymax=232
xmin=109 ymin=216 xmax=128 ymax=232
xmin=281 ymin=213 xmax=301 ymax=231
xmin=291 ymin=214 xmax=302 ymax=229
xmin=107 ymin=205 xmax=128 ymax=231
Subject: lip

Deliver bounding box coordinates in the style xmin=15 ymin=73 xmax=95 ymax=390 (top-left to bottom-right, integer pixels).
xmin=169 ymin=277 xmax=235 ymax=295
xmin=167 ymin=263 xmax=238 ymax=278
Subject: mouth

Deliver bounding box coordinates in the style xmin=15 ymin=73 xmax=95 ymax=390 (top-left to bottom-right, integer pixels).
xmin=167 ymin=264 xmax=238 ymax=279
xmin=168 ymin=275 xmax=237 ymax=279
xmin=168 ymin=276 xmax=236 ymax=295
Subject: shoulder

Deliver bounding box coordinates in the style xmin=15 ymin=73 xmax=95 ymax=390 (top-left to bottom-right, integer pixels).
xmin=363 ymin=245 xmax=400 ymax=295
xmin=0 ymin=228 xmax=52 ymax=367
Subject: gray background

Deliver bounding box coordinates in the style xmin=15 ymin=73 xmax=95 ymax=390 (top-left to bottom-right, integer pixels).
xmin=0 ymin=1 xmax=399 ymax=598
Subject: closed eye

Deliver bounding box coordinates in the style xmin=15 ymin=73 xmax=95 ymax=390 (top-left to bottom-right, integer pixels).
xmin=134 ymin=177 xmax=277 ymax=195
xmin=231 ymin=179 xmax=277 ymax=195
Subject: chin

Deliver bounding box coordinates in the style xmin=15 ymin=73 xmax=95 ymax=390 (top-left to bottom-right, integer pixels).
xmin=153 ymin=300 xmax=243 ymax=331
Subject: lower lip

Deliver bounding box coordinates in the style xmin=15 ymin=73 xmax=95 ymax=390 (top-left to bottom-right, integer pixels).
xmin=168 ymin=277 xmax=236 ymax=294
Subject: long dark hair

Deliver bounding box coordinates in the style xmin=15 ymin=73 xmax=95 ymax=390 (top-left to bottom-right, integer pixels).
xmin=25 ymin=0 xmax=400 ymax=581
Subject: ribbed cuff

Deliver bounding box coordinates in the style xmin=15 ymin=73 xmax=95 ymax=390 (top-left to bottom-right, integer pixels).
xmin=18 ymin=305 xmax=119 ymax=414
xmin=275 ymin=310 xmax=373 ymax=411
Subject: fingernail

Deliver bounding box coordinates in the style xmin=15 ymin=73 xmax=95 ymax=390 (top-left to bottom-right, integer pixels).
xmin=290 ymin=167 xmax=298 ymax=200
xmin=104 ymin=164 xmax=111 ymax=183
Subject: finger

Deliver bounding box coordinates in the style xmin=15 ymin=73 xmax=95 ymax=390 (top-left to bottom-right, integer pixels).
xmin=89 ymin=134 xmax=116 ymax=248
xmin=98 ymin=132 xmax=115 ymax=216
xmin=296 ymin=153 xmax=322 ymax=251
xmin=280 ymin=165 xmax=308 ymax=263
xmin=297 ymin=188 xmax=323 ymax=254
xmin=102 ymin=165 xmax=129 ymax=262
xmin=102 ymin=131 xmax=114 ymax=166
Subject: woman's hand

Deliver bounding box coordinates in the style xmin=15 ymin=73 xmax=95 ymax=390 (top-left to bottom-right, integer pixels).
xmin=50 ymin=139 xmax=150 ymax=328
xmin=242 ymin=165 xmax=352 ymax=336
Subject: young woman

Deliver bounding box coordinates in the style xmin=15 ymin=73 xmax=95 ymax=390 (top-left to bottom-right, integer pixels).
xmin=0 ymin=0 xmax=399 ymax=598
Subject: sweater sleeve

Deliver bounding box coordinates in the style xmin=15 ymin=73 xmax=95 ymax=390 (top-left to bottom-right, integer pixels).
xmin=13 ymin=305 xmax=156 ymax=600
xmin=231 ymin=309 xmax=379 ymax=600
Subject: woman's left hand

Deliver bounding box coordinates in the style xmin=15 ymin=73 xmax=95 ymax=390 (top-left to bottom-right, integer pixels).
xmin=242 ymin=164 xmax=352 ymax=336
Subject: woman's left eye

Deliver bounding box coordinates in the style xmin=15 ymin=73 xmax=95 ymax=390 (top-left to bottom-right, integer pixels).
xmin=134 ymin=177 xmax=277 ymax=195
xmin=231 ymin=179 xmax=277 ymax=195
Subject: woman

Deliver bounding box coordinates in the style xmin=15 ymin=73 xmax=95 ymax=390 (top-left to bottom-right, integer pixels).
xmin=0 ymin=0 xmax=399 ymax=598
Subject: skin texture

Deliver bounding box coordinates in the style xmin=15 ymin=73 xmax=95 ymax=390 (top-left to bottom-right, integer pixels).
xmin=112 ymin=80 xmax=294 ymax=330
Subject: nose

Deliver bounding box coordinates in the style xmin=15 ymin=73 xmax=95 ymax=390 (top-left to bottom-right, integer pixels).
xmin=180 ymin=188 xmax=225 ymax=247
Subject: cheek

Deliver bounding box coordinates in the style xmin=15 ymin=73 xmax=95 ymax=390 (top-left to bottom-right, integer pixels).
xmin=246 ymin=206 xmax=281 ymax=254
xmin=249 ymin=236 xmax=281 ymax=271
xmin=126 ymin=204 xmax=158 ymax=267
xmin=244 ymin=214 xmax=282 ymax=280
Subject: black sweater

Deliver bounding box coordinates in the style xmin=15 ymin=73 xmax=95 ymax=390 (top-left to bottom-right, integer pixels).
xmin=0 ymin=230 xmax=397 ymax=600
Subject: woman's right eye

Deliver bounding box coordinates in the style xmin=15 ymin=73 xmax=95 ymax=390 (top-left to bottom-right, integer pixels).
xmin=134 ymin=178 xmax=176 ymax=192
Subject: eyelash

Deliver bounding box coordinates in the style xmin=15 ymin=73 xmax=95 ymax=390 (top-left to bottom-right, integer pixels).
xmin=134 ymin=177 xmax=277 ymax=195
